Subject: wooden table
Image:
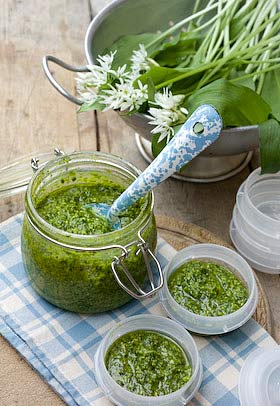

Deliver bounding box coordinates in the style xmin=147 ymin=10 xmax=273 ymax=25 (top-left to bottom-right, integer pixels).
xmin=0 ymin=1 xmax=279 ymax=404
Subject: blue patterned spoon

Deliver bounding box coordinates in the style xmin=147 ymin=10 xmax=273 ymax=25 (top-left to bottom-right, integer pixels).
xmin=90 ymin=105 xmax=222 ymax=229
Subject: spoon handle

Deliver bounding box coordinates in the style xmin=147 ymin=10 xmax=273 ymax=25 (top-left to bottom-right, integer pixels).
xmin=109 ymin=104 xmax=222 ymax=218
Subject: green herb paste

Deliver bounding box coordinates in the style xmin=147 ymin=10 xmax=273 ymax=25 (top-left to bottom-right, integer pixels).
xmin=37 ymin=180 xmax=142 ymax=234
xmin=168 ymin=260 xmax=248 ymax=316
xmin=105 ymin=330 xmax=192 ymax=396
xmin=21 ymin=174 xmax=157 ymax=313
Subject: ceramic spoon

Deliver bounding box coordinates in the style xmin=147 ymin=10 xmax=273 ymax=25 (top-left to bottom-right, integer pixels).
xmin=90 ymin=104 xmax=223 ymax=229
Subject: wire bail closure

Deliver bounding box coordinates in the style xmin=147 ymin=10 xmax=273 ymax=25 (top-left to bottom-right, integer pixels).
xmin=111 ymin=232 xmax=163 ymax=299
xmin=31 ymin=147 xmax=65 ymax=172
xmin=26 ymin=213 xmax=163 ymax=301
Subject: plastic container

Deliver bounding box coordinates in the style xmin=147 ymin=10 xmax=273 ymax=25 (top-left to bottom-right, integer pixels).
xmin=233 ymin=203 xmax=280 ymax=252
xmin=94 ymin=314 xmax=203 ymax=406
xmin=230 ymin=220 xmax=280 ymax=274
xmin=230 ymin=168 xmax=280 ymax=274
xmin=159 ymin=244 xmax=258 ymax=335
xmin=239 ymin=346 xmax=280 ymax=406
xmin=21 ymin=151 xmax=160 ymax=313
xmin=241 ymin=170 xmax=280 ymax=237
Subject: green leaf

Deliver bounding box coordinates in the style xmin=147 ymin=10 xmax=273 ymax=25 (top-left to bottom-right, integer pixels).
xmin=108 ymin=33 xmax=160 ymax=69
xmin=151 ymin=133 xmax=167 ymax=157
xmin=151 ymin=125 xmax=182 ymax=157
xmin=232 ymin=76 xmax=256 ymax=91
xmin=138 ymin=66 xmax=203 ymax=95
xmin=139 ymin=66 xmax=186 ymax=87
xmin=152 ymin=31 xmax=202 ymax=67
xmin=261 ymin=68 xmax=280 ymax=121
xmin=78 ymin=99 xmax=104 ymax=112
xmin=228 ymin=69 xmax=256 ymax=91
xmin=259 ymin=119 xmax=280 ymax=173
xmin=186 ymin=79 xmax=271 ymax=127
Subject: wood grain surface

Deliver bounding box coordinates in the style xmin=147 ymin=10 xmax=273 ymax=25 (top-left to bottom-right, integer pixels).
xmin=0 ymin=0 xmax=279 ymax=404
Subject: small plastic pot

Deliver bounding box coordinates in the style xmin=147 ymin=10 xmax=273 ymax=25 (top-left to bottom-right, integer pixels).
xmin=159 ymin=244 xmax=258 ymax=335
xmin=94 ymin=314 xmax=203 ymax=406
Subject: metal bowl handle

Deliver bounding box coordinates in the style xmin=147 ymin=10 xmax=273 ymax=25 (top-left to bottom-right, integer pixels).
xmin=42 ymin=55 xmax=89 ymax=105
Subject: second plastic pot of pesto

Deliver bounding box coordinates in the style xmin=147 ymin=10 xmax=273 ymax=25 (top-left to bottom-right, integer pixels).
xmin=21 ymin=151 xmax=160 ymax=313
xmin=94 ymin=315 xmax=203 ymax=406
xmin=159 ymin=244 xmax=258 ymax=335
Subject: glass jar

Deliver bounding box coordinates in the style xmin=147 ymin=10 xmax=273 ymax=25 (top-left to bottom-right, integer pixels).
xmin=21 ymin=151 xmax=160 ymax=313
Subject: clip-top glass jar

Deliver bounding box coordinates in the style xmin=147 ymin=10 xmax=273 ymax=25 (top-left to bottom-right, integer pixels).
xmin=21 ymin=151 xmax=161 ymax=313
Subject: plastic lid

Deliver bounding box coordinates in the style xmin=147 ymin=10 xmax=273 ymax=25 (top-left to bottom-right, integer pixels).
xmin=239 ymin=346 xmax=280 ymax=406
xmin=231 ymin=168 xmax=280 ymax=274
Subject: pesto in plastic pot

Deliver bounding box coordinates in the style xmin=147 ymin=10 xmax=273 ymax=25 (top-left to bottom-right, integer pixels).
xmin=21 ymin=151 xmax=158 ymax=313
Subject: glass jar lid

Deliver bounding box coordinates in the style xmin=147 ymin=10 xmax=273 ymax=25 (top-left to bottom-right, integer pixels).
xmin=0 ymin=148 xmax=66 ymax=199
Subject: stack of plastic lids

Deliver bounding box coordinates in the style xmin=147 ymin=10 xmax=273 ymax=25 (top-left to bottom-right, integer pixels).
xmin=239 ymin=346 xmax=280 ymax=406
xmin=230 ymin=168 xmax=280 ymax=274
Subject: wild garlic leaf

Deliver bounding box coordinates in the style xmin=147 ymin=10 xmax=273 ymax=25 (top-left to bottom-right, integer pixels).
xmin=108 ymin=33 xmax=160 ymax=69
xmin=186 ymin=79 xmax=271 ymax=127
xmin=151 ymin=132 xmax=167 ymax=158
xmin=151 ymin=124 xmax=181 ymax=157
xmin=139 ymin=66 xmax=183 ymax=86
xmin=152 ymin=31 xmax=203 ymax=67
xmin=78 ymin=100 xmax=104 ymax=112
xmin=259 ymin=119 xmax=280 ymax=174
xmin=261 ymin=68 xmax=280 ymax=121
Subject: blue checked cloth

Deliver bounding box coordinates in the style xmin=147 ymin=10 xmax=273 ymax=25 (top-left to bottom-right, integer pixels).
xmin=0 ymin=214 xmax=276 ymax=406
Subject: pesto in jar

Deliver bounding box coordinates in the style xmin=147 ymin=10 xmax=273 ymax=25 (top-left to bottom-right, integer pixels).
xmin=37 ymin=179 xmax=142 ymax=234
xmin=168 ymin=260 xmax=248 ymax=316
xmin=105 ymin=330 xmax=192 ymax=396
xmin=22 ymin=170 xmax=157 ymax=313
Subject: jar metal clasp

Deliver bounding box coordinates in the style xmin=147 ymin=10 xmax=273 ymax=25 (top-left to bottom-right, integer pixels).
xmin=31 ymin=147 xmax=65 ymax=172
xmin=111 ymin=232 xmax=163 ymax=299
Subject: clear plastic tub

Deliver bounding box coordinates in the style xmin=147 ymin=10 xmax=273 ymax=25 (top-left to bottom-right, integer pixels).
xmin=238 ymin=169 xmax=280 ymax=239
xmin=234 ymin=201 xmax=280 ymax=251
xmin=230 ymin=220 xmax=280 ymax=274
xmin=94 ymin=314 xmax=202 ymax=406
xmin=159 ymin=244 xmax=258 ymax=335
xmin=239 ymin=346 xmax=280 ymax=406
xmin=233 ymin=207 xmax=280 ymax=255
xmin=231 ymin=168 xmax=280 ymax=274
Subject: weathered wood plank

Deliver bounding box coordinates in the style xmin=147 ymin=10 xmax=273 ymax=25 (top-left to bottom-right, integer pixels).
xmin=90 ymin=0 xmax=113 ymax=15
xmin=0 ymin=0 xmax=97 ymax=220
xmin=0 ymin=338 xmax=65 ymax=406
xmin=0 ymin=1 xmax=96 ymax=404
xmin=256 ymin=272 xmax=280 ymax=343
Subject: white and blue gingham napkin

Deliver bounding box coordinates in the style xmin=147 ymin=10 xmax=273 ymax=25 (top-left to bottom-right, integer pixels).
xmin=0 ymin=214 xmax=276 ymax=406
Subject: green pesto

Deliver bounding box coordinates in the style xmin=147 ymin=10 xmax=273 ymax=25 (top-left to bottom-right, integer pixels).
xmin=105 ymin=330 xmax=192 ymax=396
xmin=21 ymin=175 xmax=157 ymax=313
xmin=168 ymin=260 xmax=249 ymax=317
xmin=36 ymin=180 xmax=142 ymax=235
